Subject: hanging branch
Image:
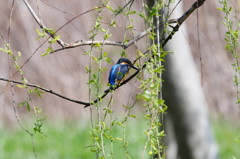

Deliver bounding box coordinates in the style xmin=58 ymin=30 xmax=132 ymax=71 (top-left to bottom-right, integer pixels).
xmin=1 ymin=0 xmax=207 ymax=107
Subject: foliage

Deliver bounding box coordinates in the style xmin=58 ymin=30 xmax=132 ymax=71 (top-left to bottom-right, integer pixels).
xmin=218 ymin=0 xmax=240 ymax=105
xmin=84 ymin=1 xmax=169 ymax=158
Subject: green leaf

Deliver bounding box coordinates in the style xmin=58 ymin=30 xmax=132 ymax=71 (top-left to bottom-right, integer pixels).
xmin=104 ymin=33 xmax=112 ymax=40
xmin=117 ymin=122 xmax=123 ymax=127
xmin=33 ymin=118 xmax=46 ymax=135
xmin=41 ymin=47 xmax=53 ymax=56
xmin=106 ymin=5 xmax=113 ymax=11
xmin=92 ymin=42 xmax=101 ymax=48
xmin=83 ymin=51 xmax=91 ymax=55
xmin=114 ymin=137 xmax=123 ymax=142
xmin=85 ymin=65 xmax=90 ymax=73
xmin=142 ymin=90 xmax=151 ymax=101
xmin=124 ymin=10 xmax=137 ymax=15
xmin=100 ymin=28 xmax=106 ymax=32
xmin=129 ymin=114 xmax=137 ymax=118
xmin=110 ymin=21 xmax=116 ymax=27
xmin=103 ymin=108 xmax=113 ymax=113
xmin=92 ymin=56 xmax=98 ymax=62
xmin=0 ymin=47 xmax=12 ymax=55
xmin=33 ymin=88 xmax=44 ymax=97
xmin=16 ymin=84 xmax=25 ymax=88
xmin=43 ymin=27 xmax=55 ymax=35
xmin=49 ymin=36 xmax=60 ymax=43
xmin=18 ymin=100 xmax=31 ymax=112
xmin=18 ymin=101 xmax=27 ymax=107
xmin=36 ymin=28 xmax=46 ymax=40
xmin=26 ymin=101 xmax=31 ymax=112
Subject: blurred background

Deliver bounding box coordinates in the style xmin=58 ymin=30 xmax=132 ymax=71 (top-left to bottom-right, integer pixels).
xmin=0 ymin=0 xmax=240 ymax=158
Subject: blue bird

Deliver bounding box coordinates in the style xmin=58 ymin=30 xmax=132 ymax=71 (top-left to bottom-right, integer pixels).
xmin=108 ymin=58 xmax=138 ymax=90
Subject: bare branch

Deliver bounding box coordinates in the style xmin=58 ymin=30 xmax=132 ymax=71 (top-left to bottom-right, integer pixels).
xmin=0 ymin=78 xmax=89 ymax=106
xmin=50 ymin=27 xmax=152 ymax=54
xmin=50 ymin=40 xmax=125 ymax=54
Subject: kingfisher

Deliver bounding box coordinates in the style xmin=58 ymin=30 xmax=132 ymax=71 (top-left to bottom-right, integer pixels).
xmin=108 ymin=58 xmax=138 ymax=90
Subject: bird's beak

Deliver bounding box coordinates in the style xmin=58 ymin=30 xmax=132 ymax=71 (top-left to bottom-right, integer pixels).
xmin=131 ymin=65 xmax=139 ymax=70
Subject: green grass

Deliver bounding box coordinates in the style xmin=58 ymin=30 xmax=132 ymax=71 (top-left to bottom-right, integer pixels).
xmin=0 ymin=118 xmax=239 ymax=159
xmin=0 ymin=119 xmax=147 ymax=159
xmin=213 ymin=118 xmax=240 ymax=159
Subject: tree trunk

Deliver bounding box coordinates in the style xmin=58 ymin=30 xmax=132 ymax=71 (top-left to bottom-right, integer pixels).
xmin=162 ymin=1 xmax=218 ymax=159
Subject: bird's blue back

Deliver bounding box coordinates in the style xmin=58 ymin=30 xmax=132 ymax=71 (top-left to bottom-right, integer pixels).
xmin=109 ymin=63 xmax=129 ymax=86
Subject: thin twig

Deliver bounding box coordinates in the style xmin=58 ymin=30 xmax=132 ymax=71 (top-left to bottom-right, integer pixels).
xmin=22 ymin=0 xmax=65 ymax=47
xmin=8 ymin=0 xmax=15 ymax=43
xmin=162 ymin=0 xmax=206 ymax=46
xmin=39 ymin=0 xmax=74 ymax=16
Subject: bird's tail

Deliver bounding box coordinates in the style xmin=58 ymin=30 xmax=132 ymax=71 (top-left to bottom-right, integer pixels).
xmin=104 ymin=85 xmax=114 ymax=93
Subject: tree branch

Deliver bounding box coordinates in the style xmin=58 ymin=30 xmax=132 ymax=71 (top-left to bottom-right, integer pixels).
xmin=22 ymin=0 xmax=66 ymax=47
xmin=49 ymin=27 xmax=152 ymax=54
xmin=50 ymin=40 xmax=125 ymax=54
xmin=0 ymin=78 xmax=89 ymax=105
xmin=162 ymin=0 xmax=206 ymax=46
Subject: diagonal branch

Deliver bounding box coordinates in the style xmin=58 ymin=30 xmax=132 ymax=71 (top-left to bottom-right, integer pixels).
xmin=162 ymin=0 xmax=206 ymax=46
xmin=0 ymin=78 xmax=89 ymax=105
xmin=22 ymin=0 xmax=66 ymax=47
